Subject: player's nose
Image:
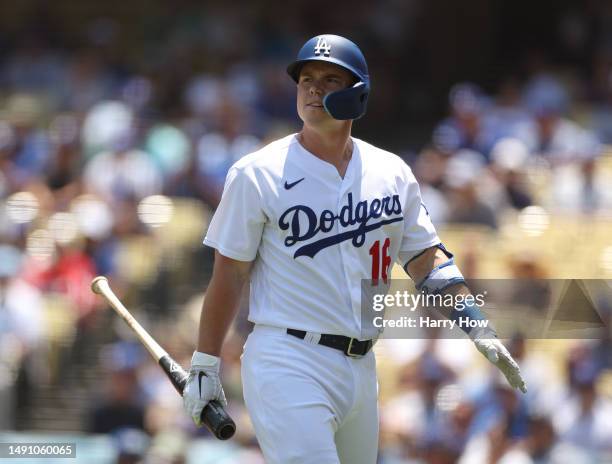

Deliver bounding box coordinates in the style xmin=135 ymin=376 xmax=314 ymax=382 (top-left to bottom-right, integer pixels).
xmin=308 ymin=82 xmax=324 ymax=96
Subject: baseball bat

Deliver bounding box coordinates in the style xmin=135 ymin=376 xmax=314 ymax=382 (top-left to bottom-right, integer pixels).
xmin=90 ymin=276 xmax=236 ymax=440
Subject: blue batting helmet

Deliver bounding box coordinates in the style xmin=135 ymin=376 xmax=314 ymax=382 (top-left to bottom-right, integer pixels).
xmin=287 ymin=34 xmax=370 ymax=120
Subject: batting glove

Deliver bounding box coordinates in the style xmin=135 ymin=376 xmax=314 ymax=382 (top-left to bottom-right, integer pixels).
xmin=470 ymin=327 xmax=527 ymax=393
xmin=182 ymin=351 xmax=227 ymax=427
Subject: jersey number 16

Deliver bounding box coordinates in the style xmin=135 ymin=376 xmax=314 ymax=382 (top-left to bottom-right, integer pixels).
xmin=369 ymin=238 xmax=391 ymax=285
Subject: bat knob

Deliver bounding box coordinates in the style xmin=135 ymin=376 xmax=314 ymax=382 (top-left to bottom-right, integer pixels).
xmin=91 ymin=276 xmax=108 ymax=294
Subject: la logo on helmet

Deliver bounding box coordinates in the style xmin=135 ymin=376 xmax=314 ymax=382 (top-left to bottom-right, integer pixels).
xmin=314 ymin=37 xmax=331 ymax=56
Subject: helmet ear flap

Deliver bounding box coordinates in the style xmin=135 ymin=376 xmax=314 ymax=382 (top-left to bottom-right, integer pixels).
xmin=323 ymin=81 xmax=369 ymax=120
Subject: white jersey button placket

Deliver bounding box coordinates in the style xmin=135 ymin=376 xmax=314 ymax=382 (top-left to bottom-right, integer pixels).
xmin=337 ymin=174 xmax=362 ymax=336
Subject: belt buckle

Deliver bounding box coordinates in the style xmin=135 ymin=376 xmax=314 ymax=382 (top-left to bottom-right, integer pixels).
xmin=345 ymin=338 xmax=363 ymax=358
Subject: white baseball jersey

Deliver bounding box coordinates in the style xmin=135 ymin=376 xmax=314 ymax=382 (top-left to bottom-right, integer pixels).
xmin=204 ymin=134 xmax=440 ymax=339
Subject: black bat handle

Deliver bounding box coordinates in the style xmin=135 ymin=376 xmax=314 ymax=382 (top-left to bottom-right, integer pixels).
xmin=159 ymin=355 xmax=236 ymax=440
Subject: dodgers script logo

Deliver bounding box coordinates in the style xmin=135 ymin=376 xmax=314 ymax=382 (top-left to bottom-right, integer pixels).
xmin=279 ymin=193 xmax=402 ymax=258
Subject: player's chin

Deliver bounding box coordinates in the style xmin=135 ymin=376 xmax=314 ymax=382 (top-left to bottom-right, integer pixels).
xmin=299 ymin=107 xmax=332 ymax=124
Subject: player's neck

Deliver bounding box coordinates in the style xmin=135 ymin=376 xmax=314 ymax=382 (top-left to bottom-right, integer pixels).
xmin=298 ymin=125 xmax=353 ymax=177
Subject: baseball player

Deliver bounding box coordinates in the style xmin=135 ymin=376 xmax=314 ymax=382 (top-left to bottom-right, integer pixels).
xmin=183 ymin=34 xmax=527 ymax=463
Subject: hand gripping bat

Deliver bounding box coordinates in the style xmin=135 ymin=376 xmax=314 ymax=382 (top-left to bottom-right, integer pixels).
xmin=91 ymin=276 xmax=236 ymax=440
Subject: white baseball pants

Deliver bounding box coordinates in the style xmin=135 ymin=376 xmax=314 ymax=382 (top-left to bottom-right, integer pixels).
xmin=241 ymin=325 xmax=379 ymax=464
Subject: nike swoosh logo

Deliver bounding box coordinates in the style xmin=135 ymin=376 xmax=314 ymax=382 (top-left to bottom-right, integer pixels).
xmin=284 ymin=178 xmax=305 ymax=190
xmin=198 ymin=371 xmax=207 ymax=398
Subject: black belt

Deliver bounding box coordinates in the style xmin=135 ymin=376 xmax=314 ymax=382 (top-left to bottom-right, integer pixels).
xmin=286 ymin=329 xmax=373 ymax=357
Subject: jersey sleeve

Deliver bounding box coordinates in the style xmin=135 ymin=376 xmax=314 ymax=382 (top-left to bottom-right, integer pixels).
xmin=399 ymin=164 xmax=440 ymax=253
xmin=203 ymin=166 xmax=266 ymax=261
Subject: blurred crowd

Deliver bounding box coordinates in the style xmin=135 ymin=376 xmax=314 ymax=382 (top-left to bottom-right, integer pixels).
xmin=376 ymin=326 xmax=612 ymax=464
xmin=1 ymin=0 xmax=612 ymax=463
xmin=414 ymin=76 xmax=607 ymax=229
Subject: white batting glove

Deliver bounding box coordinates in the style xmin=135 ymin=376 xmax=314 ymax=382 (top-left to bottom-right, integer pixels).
xmin=470 ymin=328 xmax=527 ymax=393
xmin=182 ymin=351 xmax=227 ymax=427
